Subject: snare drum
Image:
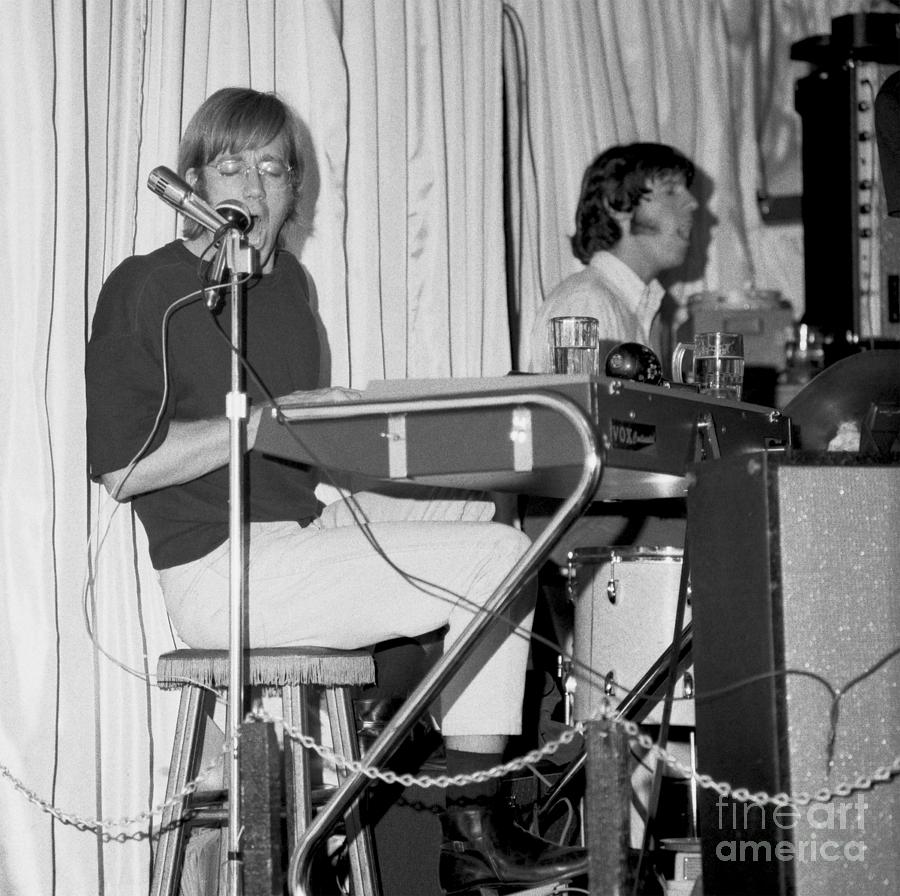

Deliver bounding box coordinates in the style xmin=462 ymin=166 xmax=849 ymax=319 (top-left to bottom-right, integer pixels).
xmin=565 ymin=545 xmax=694 ymax=726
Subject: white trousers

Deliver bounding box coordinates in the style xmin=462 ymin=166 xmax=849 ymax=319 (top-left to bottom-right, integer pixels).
xmin=158 ymin=489 xmax=536 ymax=736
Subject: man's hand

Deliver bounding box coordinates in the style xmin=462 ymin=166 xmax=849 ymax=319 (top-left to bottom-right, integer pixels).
xmin=276 ymin=386 xmax=363 ymax=406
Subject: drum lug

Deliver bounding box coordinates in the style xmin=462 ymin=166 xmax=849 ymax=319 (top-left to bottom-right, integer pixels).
xmin=604 ymin=670 xmax=616 ymax=696
xmin=606 ymin=577 xmax=619 ymax=603
xmin=606 ymin=553 xmax=621 ymax=603
xmin=682 ymin=669 xmax=695 ymax=699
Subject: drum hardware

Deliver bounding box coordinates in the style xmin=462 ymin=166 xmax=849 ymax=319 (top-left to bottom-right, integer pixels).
xmin=537 ymin=542 xmax=695 ymax=887
xmin=567 ymin=545 xmax=690 ymax=726
xmin=563 ymin=562 xmax=577 ymax=602
xmin=605 ymin=557 xmax=692 ymax=607
xmin=610 ymin=623 xmax=693 ymax=723
xmin=558 ymin=655 xmax=578 ymax=727
xmin=598 ymin=668 xmax=694 ymax=705
xmin=606 ymin=577 xmax=619 ymax=603
xmin=682 ymin=670 xmax=694 ymax=700
xmin=606 ymin=553 xmax=620 ymax=603
xmin=635 ymin=542 xmax=692 ymax=891
xmin=603 ymin=670 xmax=616 ymax=696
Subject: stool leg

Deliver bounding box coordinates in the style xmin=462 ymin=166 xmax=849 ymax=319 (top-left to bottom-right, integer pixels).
xmin=151 ymin=685 xmax=217 ymax=896
xmin=217 ymin=830 xmax=229 ymax=894
xmin=282 ymin=683 xmax=312 ymax=849
xmin=326 ymin=686 xmax=381 ymax=896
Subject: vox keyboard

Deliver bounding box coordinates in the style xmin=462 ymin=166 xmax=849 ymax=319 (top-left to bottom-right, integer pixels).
xmin=253 ymin=374 xmax=790 ymax=501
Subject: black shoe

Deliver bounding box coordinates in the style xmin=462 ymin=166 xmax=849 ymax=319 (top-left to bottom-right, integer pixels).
xmin=439 ymin=804 xmax=588 ymax=895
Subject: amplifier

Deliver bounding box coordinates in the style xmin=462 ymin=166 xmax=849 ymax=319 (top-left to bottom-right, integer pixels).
xmin=794 ymin=13 xmax=900 ymax=340
xmin=681 ymin=292 xmax=794 ymax=371
xmin=686 ymin=453 xmax=900 ymax=895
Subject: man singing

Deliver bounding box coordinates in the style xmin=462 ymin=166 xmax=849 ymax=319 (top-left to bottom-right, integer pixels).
xmin=85 ymin=87 xmax=586 ymax=893
xmin=530 ymin=142 xmax=697 ymax=375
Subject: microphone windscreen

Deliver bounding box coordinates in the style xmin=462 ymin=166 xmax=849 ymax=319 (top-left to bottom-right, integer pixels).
xmin=215 ymin=200 xmax=252 ymax=234
xmin=604 ymin=342 xmax=664 ymax=385
xmin=147 ymin=166 xmax=187 ymax=201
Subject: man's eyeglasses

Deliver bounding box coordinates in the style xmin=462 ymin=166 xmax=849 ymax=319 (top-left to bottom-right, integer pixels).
xmin=207 ymin=158 xmax=293 ymax=185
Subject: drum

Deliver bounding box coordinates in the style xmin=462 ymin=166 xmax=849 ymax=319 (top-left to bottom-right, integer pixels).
xmin=565 ymin=545 xmax=694 ymax=726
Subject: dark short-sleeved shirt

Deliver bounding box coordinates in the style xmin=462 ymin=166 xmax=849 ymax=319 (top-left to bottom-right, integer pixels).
xmin=86 ymin=240 xmax=322 ymax=569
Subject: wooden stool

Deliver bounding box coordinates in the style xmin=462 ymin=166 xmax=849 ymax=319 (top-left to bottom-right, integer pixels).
xmin=151 ymin=647 xmax=379 ymax=896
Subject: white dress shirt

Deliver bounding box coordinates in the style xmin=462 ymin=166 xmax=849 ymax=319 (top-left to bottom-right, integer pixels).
xmin=529 ymin=250 xmax=665 ymax=372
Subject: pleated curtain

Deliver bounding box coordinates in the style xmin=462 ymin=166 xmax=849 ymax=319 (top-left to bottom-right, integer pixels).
xmin=0 ymin=1 xmax=855 ymax=892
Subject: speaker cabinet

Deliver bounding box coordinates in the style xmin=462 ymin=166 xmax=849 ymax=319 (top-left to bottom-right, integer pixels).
xmin=687 ymin=453 xmax=900 ymax=895
xmin=793 ymin=13 xmax=900 ymax=341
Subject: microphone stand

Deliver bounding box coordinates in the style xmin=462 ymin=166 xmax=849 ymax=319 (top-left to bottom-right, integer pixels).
xmin=214 ymin=228 xmax=258 ymax=896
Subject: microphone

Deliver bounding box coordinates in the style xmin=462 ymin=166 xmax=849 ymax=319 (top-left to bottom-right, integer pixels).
xmin=147 ymin=166 xmax=251 ymax=235
xmin=214 ymin=200 xmax=252 ymax=234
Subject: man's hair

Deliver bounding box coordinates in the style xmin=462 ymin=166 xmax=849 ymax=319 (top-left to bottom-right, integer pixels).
xmin=570 ymin=142 xmax=695 ymax=263
xmin=177 ymin=87 xmax=307 ymax=240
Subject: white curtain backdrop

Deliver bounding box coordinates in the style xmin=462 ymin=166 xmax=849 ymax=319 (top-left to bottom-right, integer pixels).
xmin=505 ymin=0 xmax=865 ymax=369
xmin=0 ymin=1 xmax=872 ymax=893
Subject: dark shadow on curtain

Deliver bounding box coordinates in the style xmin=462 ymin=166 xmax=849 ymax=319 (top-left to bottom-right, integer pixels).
xmin=501 ymin=2 xmax=538 ymax=373
xmin=659 ymin=163 xmax=717 ymax=372
xmin=288 ymin=112 xmax=331 ymax=387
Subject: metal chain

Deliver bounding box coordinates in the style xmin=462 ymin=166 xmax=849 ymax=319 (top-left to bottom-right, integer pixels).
xmin=1 ymin=703 xmax=897 ymax=838
xmin=606 ymin=710 xmax=900 ymax=808
xmin=0 ymin=742 xmax=232 ymax=838
xmin=271 ymin=704 xmax=900 ymax=810
xmin=272 ymin=708 xmax=583 ymax=790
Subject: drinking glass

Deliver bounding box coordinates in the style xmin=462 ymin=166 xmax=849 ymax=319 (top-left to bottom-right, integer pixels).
xmin=672 ymin=332 xmax=744 ymax=400
xmin=550 ymin=316 xmax=600 ymax=375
